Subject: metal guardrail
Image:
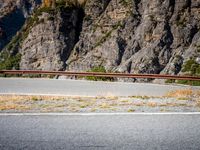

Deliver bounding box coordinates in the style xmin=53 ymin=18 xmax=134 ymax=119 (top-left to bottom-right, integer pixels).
xmin=0 ymin=70 xmax=200 ymax=81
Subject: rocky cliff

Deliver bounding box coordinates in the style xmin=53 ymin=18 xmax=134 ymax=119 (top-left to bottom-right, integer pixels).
xmin=20 ymin=6 xmax=83 ymax=71
xmin=0 ymin=0 xmax=200 ymax=81
xmin=68 ymin=0 xmax=200 ymax=76
xmin=0 ymin=0 xmax=41 ymax=50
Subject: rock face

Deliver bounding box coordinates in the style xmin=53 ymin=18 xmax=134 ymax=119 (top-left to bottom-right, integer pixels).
xmin=67 ymin=0 xmax=200 ymax=76
xmin=20 ymin=7 xmax=83 ymax=71
xmin=0 ymin=0 xmax=41 ymax=51
xmin=1 ymin=0 xmax=200 ymax=79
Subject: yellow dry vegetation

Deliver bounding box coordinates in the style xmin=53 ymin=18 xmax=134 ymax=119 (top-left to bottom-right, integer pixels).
xmin=0 ymin=95 xmax=67 ymax=111
xmin=147 ymin=102 xmax=157 ymax=107
xmin=0 ymin=93 xmax=199 ymax=112
xmin=0 ymin=104 xmax=30 ymax=111
xmin=0 ymin=95 xmax=67 ymax=102
xmin=42 ymin=0 xmax=87 ymax=8
xmin=197 ymin=101 xmax=200 ymax=107
xmin=42 ymin=0 xmax=55 ymax=7
xmin=166 ymin=89 xmax=200 ymax=99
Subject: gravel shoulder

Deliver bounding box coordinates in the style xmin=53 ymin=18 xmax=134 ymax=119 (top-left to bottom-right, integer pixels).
xmin=0 ymin=88 xmax=200 ymax=113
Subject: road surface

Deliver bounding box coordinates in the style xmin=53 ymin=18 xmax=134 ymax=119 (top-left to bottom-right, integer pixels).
xmin=0 ymin=114 xmax=200 ymax=150
xmin=0 ymin=78 xmax=199 ymax=97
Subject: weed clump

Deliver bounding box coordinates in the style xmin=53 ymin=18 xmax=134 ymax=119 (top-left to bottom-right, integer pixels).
xmin=85 ymin=66 xmax=114 ymax=81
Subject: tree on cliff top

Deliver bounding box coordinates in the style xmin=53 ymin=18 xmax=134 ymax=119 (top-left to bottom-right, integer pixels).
xmin=42 ymin=0 xmax=55 ymax=8
xmin=42 ymin=0 xmax=86 ymax=8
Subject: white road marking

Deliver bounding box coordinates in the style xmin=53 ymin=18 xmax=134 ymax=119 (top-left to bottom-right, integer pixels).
xmin=0 ymin=112 xmax=200 ymax=116
xmin=0 ymin=93 xmax=97 ymax=97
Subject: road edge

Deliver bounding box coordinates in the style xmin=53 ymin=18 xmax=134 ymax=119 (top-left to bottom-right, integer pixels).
xmin=1 ymin=112 xmax=200 ymax=116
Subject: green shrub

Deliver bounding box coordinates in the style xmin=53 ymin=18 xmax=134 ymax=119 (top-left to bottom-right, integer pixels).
xmin=165 ymin=79 xmax=200 ymax=86
xmin=94 ymin=30 xmax=113 ymax=48
xmin=165 ymin=59 xmax=200 ymax=86
xmin=119 ymin=0 xmax=131 ymax=7
xmin=56 ymin=0 xmax=66 ymax=8
xmin=0 ymin=5 xmax=48 ymax=71
xmin=0 ymin=53 xmax=21 ymax=70
xmin=94 ymin=22 xmax=123 ymax=48
xmin=48 ymin=16 xmax=55 ymax=21
xmin=177 ymin=80 xmax=200 ymax=86
xmin=36 ymin=7 xmax=55 ymax=15
xmin=182 ymin=59 xmax=200 ymax=75
xmin=86 ymin=66 xmax=114 ymax=81
xmin=165 ymin=79 xmax=175 ymax=83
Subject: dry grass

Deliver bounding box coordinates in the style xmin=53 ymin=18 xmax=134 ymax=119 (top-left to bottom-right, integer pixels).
xmin=196 ymin=101 xmax=200 ymax=107
xmin=0 ymin=93 xmax=198 ymax=112
xmin=131 ymin=102 xmax=191 ymax=108
xmin=146 ymin=102 xmax=157 ymax=107
xmin=130 ymin=95 xmax=162 ymax=100
xmin=160 ymin=109 xmax=170 ymax=112
xmin=177 ymin=97 xmax=189 ymax=100
xmin=67 ymin=106 xmax=79 ymax=112
xmin=160 ymin=108 xmax=165 ymax=112
xmin=0 ymin=95 xmax=71 ymax=111
xmin=127 ymin=109 xmax=135 ymax=112
xmin=90 ymin=108 xmax=97 ymax=112
xmin=96 ymin=96 xmax=118 ymax=100
xmin=166 ymin=89 xmax=200 ymax=108
xmin=79 ymin=103 xmax=90 ymax=108
xmin=120 ymin=100 xmax=130 ymax=103
xmin=130 ymin=96 xmax=151 ymax=99
xmin=98 ymin=103 xmax=112 ymax=109
xmin=133 ymin=102 xmax=145 ymax=107
xmin=166 ymin=89 xmax=192 ymax=97
xmin=0 ymin=104 xmax=30 ymax=111
xmin=150 ymin=102 xmax=191 ymax=107
xmin=0 ymin=95 xmax=68 ymax=101
xmin=166 ymin=89 xmax=200 ymax=99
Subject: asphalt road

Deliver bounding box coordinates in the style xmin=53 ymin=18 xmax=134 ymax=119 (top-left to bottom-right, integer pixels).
xmin=0 ymin=78 xmax=198 ymax=97
xmin=0 ymin=114 xmax=200 ymax=150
